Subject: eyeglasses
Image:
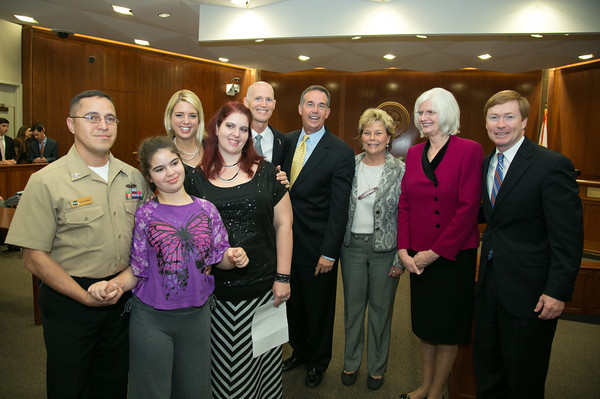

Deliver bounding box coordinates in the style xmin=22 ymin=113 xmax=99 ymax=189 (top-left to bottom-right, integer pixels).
xmin=69 ymin=113 xmax=120 ymax=125
xmin=416 ymin=110 xmax=436 ymax=117
xmin=358 ymin=187 xmax=378 ymax=200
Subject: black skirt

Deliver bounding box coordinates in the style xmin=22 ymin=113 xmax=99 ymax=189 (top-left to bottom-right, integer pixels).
xmin=409 ymin=248 xmax=477 ymax=345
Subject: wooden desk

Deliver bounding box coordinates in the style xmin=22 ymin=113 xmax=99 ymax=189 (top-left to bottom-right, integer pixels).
xmin=0 ymin=164 xmax=46 ymax=199
xmin=0 ymin=207 xmax=15 ymax=232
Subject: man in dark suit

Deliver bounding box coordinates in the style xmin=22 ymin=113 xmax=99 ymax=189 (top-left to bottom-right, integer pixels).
xmin=28 ymin=122 xmax=58 ymax=163
xmin=474 ymin=90 xmax=583 ymax=398
xmin=281 ymin=85 xmax=355 ymax=388
xmin=243 ymin=81 xmax=289 ymax=167
xmin=0 ymin=117 xmax=17 ymax=165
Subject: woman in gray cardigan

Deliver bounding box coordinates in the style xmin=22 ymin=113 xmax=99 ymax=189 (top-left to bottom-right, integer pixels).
xmin=340 ymin=108 xmax=405 ymax=391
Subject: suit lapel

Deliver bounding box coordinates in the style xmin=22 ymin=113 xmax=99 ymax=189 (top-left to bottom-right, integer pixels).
xmin=493 ymin=137 xmax=534 ymax=210
xmin=482 ymin=152 xmax=493 ymax=213
xmin=375 ymin=152 xmax=399 ymax=200
xmin=291 ymin=128 xmax=331 ymax=188
xmin=283 ymin=130 xmax=300 ymax=174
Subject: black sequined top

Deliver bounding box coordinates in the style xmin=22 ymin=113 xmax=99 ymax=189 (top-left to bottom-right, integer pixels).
xmin=185 ymin=162 xmax=287 ymax=301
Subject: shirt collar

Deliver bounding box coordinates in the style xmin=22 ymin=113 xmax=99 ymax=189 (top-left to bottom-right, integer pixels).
xmin=495 ymin=135 xmax=525 ymax=164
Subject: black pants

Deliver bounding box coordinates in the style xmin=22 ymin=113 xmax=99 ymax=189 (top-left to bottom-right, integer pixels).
xmin=286 ymin=261 xmax=338 ymax=373
xmin=473 ymin=262 xmax=558 ymax=399
xmin=39 ymin=277 xmax=131 ymax=399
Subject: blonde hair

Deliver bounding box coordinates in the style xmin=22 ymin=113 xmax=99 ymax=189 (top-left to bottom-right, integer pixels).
xmin=356 ymin=108 xmax=395 ymax=139
xmin=163 ymin=89 xmax=205 ymax=149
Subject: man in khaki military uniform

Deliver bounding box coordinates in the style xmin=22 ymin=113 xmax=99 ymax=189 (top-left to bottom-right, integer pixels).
xmin=6 ymin=90 xmax=149 ymax=399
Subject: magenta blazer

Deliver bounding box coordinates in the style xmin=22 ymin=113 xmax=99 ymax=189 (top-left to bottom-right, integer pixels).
xmin=397 ymin=135 xmax=483 ymax=261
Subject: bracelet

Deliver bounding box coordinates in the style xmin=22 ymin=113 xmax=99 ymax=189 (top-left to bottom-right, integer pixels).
xmin=275 ymin=273 xmax=291 ymax=283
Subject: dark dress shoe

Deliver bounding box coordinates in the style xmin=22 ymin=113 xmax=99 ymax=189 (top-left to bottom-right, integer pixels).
xmin=367 ymin=375 xmax=384 ymax=391
xmin=341 ymin=370 xmax=357 ymax=386
xmin=282 ymin=355 xmax=303 ymax=371
xmin=305 ymin=368 xmax=323 ymax=388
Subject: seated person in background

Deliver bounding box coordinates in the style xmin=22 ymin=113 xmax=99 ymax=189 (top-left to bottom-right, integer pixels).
xmin=28 ymin=122 xmax=58 ymax=163
xmin=0 ymin=118 xmax=17 ymax=165
xmin=14 ymin=126 xmax=32 ymax=164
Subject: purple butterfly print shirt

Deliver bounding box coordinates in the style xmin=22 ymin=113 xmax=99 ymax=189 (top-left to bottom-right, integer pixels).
xmin=130 ymin=197 xmax=230 ymax=310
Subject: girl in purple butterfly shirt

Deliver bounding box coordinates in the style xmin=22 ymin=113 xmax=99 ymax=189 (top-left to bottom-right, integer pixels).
xmin=88 ymin=136 xmax=248 ymax=398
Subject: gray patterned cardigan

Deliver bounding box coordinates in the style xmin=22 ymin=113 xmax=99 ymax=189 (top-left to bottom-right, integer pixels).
xmin=342 ymin=151 xmax=405 ymax=268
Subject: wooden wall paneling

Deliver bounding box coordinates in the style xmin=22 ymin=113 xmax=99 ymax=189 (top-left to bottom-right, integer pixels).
xmin=110 ymin=91 xmax=143 ymax=166
xmin=549 ymin=62 xmax=600 ymax=180
xmin=263 ymin=69 xmax=542 ymax=160
xmin=24 ymin=28 xmax=261 ymax=170
xmin=582 ymin=199 xmax=600 ymax=254
xmin=181 ymin=60 xmax=216 ymax=119
xmin=21 ymin=27 xmax=34 ymax=125
xmin=35 ymin=35 xmax=105 ymax=158
xmin=135 ymin=54 xmax=186 ymax=148
xmin=103 ymin=47 xmax=140 ymax=93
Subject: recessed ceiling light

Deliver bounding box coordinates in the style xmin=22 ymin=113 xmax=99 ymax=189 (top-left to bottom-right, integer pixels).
xmin=15 ymin=15 xmax=38 ymax=23
xmin=351 ymin=36 xmax=362 ymax=40
xmin=416 ymin=35 xmax=427 ymax=39
xmin=157 ymin=12 xmax=171 ymax=18
xmin=315 ymin=67 xmax=325 ymax=70
xmin=531 ymin=34 xmax=543 ymax=38
xmin=134 ymin=39 xmax=149 ymax=46
xmin=298 ymin=55 xmax=310 ymax=61
xmin=478 ymin=53 xmax=492 ymax=60
xmin=255 ymin=39 xmax=264 ymax=43
xmin=231 ymin=0 xmax=250 ymax=6
xmin=462 ymin=67 xmax=478 ymax=70
xmin=112 ymin=5 xmax=133 ymax=15
xmin=219 ymin=57 xmax=230 ymax=63
xmin=578 ymin=54 xmax=594 ymax=60
xmin=383 ymin=54 xmax=396 ymax=60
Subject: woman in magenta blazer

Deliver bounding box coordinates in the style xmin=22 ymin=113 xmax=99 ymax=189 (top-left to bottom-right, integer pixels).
xmin=397 ymin=88 xmax=483 ymax=399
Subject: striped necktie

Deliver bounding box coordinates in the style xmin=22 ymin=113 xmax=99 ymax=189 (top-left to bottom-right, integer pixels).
xmin=290 ymin=135 xmax=309 ymax=187
xmin=490 ymin=153 xmax=504 ymax=208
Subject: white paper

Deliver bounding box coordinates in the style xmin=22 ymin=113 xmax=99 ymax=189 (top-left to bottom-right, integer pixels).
xmin=252 ymin=300 xmax=289 ymax=358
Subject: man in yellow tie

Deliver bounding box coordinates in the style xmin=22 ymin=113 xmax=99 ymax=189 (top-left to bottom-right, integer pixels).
xmin=281 ymin=85 xmax=355 ymax=388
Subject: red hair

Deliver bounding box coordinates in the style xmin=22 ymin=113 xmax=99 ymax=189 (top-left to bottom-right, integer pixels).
xmin=200 ymin=101 xmax=262 ymax=179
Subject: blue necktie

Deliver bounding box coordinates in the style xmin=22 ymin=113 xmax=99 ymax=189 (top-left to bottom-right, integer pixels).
xmin=488 ymin=153 xmax=505 ymax=260
xmin=490 ymin=153 xmax=504 ymax=208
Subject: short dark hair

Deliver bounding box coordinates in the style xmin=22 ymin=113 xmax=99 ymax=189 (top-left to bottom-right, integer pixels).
xmin=138 ymin=136 xmax=181 ymax=180
xmin=0 ymin=118 xmax=9 ymax=124
xmin=70 ymin=90 xmax=114 ymax=115
xmin=32 ymin=122 xmax=45 ymax=132
xmin=300 ymin=85 xmax=330 ymax=107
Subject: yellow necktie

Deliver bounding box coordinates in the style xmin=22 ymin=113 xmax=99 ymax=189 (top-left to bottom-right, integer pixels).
xmin=290 ymin=135 xmax=309 ymax=187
